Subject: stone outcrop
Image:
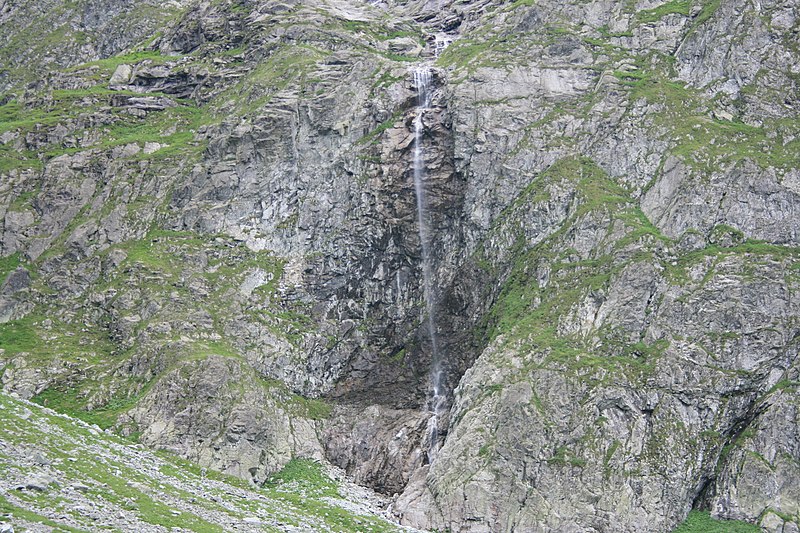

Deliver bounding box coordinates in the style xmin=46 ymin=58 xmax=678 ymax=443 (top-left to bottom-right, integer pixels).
xmin=1 ymin=0 xmax=799 ymax=531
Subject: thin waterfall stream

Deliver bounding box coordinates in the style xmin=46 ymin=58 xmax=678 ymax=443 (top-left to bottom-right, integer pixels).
xmin=411 ymin=65 xmax=446 ymax=462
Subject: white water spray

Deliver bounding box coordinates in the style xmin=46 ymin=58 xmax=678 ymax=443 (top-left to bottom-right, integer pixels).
xmin=434 ymin=34 xmax=454 ymax=57
xmin=411 ymin=66 xmax=446 ymax=462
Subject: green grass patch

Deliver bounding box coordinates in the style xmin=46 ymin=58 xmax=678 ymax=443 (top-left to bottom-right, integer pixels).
xmin=0 ymin=253 xmax=22 ymax=284
xmin=294 ymin=396 xmax=333 ymax=420
xmin=258 ymin=378 xmax=333 ymax=421
xmin=73 ymin=50 xmax=167 ymax=75
xmin=664 ymin=240 xmax=800 ymax=284
xmin=1 ymin=86 xmax=211 ymax=171
xmin=215 ymin=45 xmax=326 ymax=116
xmin=6 ymin=188 xmax=39 ymax=212
xmin=0 ymin=150 xmax=43 ymax=173
xmin=689 ymin=0 xmax=722 ymax=32
xmin=100 ymin=100 xmax=210 ymax=159
xmin=478 ymin=157 xmax=669 ymax=385
xmin=668 ymin=116 xmax=799 ymax=171
xmin=436 ymin=37 xmax=497 ymax=70
xmin=636 ymin=0 xmax=690 ymax=23
xmin=0 ymin=494 xmax=84 ymax=532
xmin=0 ymin=90 xmax=110 ymax=135
xmin=597 ymin=25 xmax=634 ymax=38
xmin=265 ymin=459 xmax=399 ymax=532
xmin=0 ymin=311 xmax=116 ymax=390
xmin=672 ymin=511 xmax=759 ymax=533
xmin=32 ymin=386 xmax=138 ymax=430
xmin=266 ymin=458 xmax=338 ymax=497
xmin=618 ymin=54 xmax=800 ymax=172
xmin=547 ymin=446 xmax=587 ymax=468
xmin=507 ymin=0 xmax=537 ymax=8
xmin=339 ymin=19 xmax=423 ymax=44
xmin=356 ymin=110 xmax=402 ymax=145
xmin=0 ymin=315 xmax=40 ymax=354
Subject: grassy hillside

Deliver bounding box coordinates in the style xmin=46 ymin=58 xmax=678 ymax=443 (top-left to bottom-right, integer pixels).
xmin=0 ymin=392 xmax=409 ymax=532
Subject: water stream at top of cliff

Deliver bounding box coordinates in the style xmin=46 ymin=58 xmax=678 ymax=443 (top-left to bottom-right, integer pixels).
xmin=411 ymin=35 xmax=454 ymax=462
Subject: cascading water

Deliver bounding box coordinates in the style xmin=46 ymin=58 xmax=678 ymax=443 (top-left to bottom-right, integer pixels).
xmin=434 ymin=34 xmax=454 ymax=57
xmin=411 ymin=66 xmax=446 ymax=462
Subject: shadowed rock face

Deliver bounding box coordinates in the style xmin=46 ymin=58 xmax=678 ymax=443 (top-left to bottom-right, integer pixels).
xmin=1 ymin=0 xmax=799 ymax=531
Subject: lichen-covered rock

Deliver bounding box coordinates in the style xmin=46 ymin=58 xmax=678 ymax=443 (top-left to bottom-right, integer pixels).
xmin=124 ymin=355 xmax=325 ymax=483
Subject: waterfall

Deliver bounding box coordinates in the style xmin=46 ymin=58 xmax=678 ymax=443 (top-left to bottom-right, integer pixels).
xmin=434 ymin=35 xmax=453 ymax=57
xmin=411 ymin=66 xmax=446 ymax=463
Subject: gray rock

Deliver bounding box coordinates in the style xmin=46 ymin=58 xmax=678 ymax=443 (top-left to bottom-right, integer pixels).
xmin=386 ymin=37 xmax=422 ymax=57
xmin=1 ymin=0 xmax=798 ymax=532
xmin=22 ymin=474 xmax=57 ymax=492
xmin=31 ymin=451 xmax=50 ymax=466
xmin=1 ymin=268 xmax=30 ymax=294
xmin=127 ymin=355 xmax=325 ymax=485
xmin=110 ymin=64 xmax=133 ymax=86
xmin=71 ymin=483 xmax=91 ymax=493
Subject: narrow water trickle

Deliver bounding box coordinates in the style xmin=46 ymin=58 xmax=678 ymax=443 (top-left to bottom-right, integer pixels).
xmin=411 ymin=65 xmax=446 ymax=463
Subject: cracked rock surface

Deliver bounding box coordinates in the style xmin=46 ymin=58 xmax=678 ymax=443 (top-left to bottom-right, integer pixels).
xmin=0 ymin=0 xmax=799 ymax=531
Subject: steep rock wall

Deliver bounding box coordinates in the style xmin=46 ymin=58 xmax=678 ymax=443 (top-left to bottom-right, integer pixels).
xmin=0 ymin=0 xmax=798 ymax=531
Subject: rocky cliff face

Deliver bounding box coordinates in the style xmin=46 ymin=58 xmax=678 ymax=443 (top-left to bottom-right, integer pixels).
xmin=1 ymin=0 xmax=799 ymax=531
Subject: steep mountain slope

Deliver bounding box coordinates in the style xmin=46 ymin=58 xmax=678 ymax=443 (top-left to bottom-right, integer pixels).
xmin=0 ymin=390 xmax=413 ymax=532
xmin=1 ymin=0 xmax=799 ymax=532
